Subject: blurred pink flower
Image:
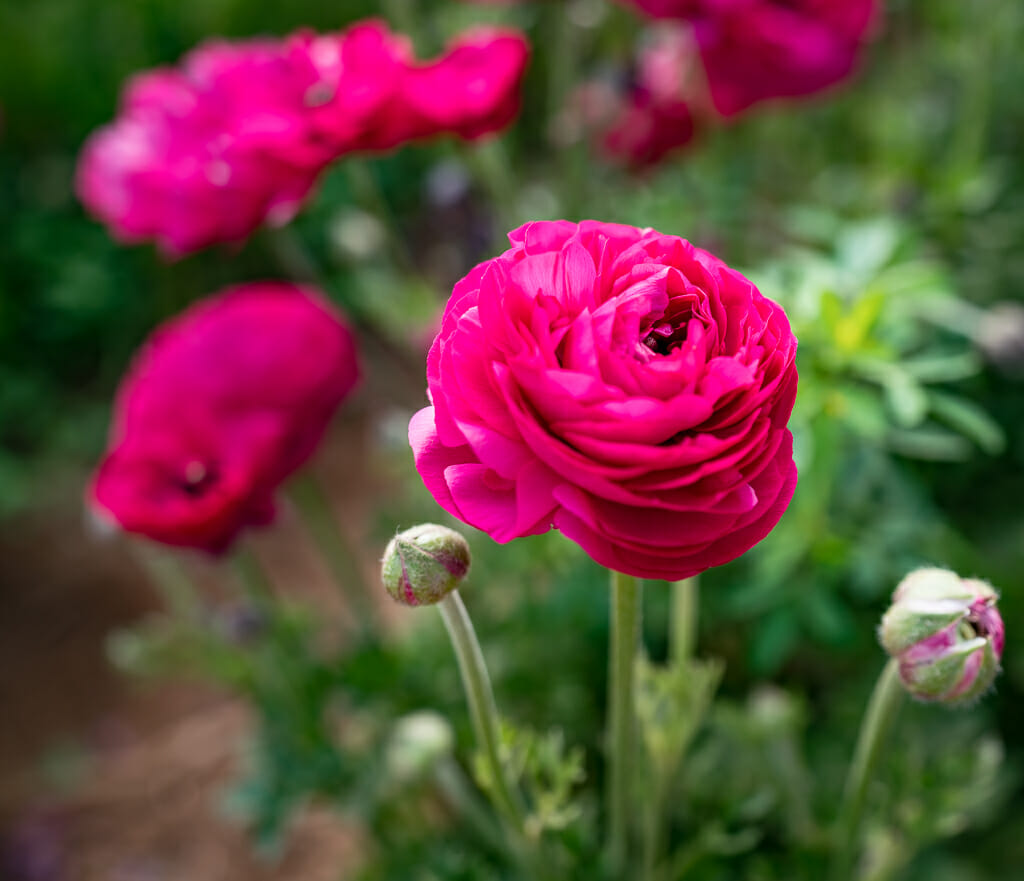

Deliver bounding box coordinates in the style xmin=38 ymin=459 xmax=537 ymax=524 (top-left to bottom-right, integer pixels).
xmin=401 ymin=28 xmax=531 ymax=141
xmin=77 ymin=44 xmax=325 ymax=255
xmin=91 ymin=282 xmax=360 ymax=552
xmin=620 ymin=0 xmax=879 ymax=115
xmin=77 ymin=20 xmax=531 ymax=255
xmin=410 ymin=220 xmax=798 ymax=580
xmin=603 ymin=26 xmax=700 ymax=166
xmin=285 ymin=22 xmax=416 ymax=152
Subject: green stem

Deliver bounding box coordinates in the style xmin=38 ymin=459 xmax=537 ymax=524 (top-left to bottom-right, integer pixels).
xmin=546 ymin=2 xmax=587 ymax=217
xmin=642 ymin=782 xmax=670 ymax=881
xmin=231 ymin=543 xmax=276 ymax=611
xmin=133 ymin=545 xmax=202 ymax=621
xmin=287 ymin=473 xmax=378 ymax=636
xmin=265 ymin=223 xmax=424 ymax=394
xmin=641 ymin=576 xmax=699 ymax=881
xmin=606 ymin=570 xmax=642 ymax=875
xmin=438 ymin=590 xmax=526 ymax=827
xmin=830 ymin=659 xmax=904 ymax=881
xmin=465 ymin=138 xmax=519 ymax=240
xmin=344 ymin=159 xmax=417 ymax=276
xmin=434 ymin=756 xmax=515 ymax=858
xmin=670 ymin=576 xmax=699 ymax=664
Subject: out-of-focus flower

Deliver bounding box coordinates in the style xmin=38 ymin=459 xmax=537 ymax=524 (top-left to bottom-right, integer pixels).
xmin=619 ymin=0 xmax=879 ymax=116
xmin=399 ymin=28 xmax=531 ymax=142
xmin=90 ymin=282 xmax=359 ymax=552
xmin=381 ymin=523 xmax=471 ymax=606
xmin=603 ymin=26 xmax=700 ymax=166
xmin=285 ymin=22 xmax=413 ymax=154
xmin=880 ymin=568 xmax=1004 ymax=704
xmin=77 ymin=20 xmax=531 ymax=255
xmin=410 ymin=220 xmax=798 ymax=580
xmin=76 ymin=43 xmax=326 ymax=255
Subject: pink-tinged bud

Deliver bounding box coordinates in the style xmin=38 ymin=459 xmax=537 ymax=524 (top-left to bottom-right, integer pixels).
xmin=381 ymin=524 xmax=471 ymax=607
xmin=879 ymin=568 xmax=1004 ymax=705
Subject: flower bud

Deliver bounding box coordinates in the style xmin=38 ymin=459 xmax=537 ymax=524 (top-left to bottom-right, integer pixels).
xmin=879 ymin=568 xmax=1004 ymax=704
xmin=381 ymin=523 xmax=471 ymax=606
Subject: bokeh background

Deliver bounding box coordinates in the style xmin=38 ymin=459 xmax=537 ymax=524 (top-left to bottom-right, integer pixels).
xmin=3 ymin=0 xmax=1024 ymax=878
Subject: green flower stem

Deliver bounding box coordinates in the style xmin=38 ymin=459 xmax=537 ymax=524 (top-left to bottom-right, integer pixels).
xmin=264 ymin=224 xmax=424 ymax=394
xmin=606 ymin=569 xmax=642 ymax=875
xmin=642 ymin=781 xmax=670 ymax=881
xmin=133 ymin=545 xmax=202 ymax=621
xmin=231 ymin=542 xmax=276 ymax=610
xmin=545 ymin=2 xmax=587 ymax=217
xmin=343 ymin=159 xmax=417 ymax=276
xmin=465 ymin=138 xmax=519 ymax=242
xmin=287 ymin=473 xmax=378 ymax=637
xmin=670 ymin=576 xmax=699 ymax=664
xmin=641 ymin=575 xmax=699 ymax=881
xmin=438 ymin=590 xmax=526 ymax=828
xmin=434 ymin=757 xmax=520 ymax=861
xmin=830 ymin=659 xmax=904 ymax=881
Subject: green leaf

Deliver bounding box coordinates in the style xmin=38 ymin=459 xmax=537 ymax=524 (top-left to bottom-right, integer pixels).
xmin=836 ymin=218 xmax=901 ymax=280
xmin=748 ymin=610 xmax=801 ymax=675
xmin=635 ymin=655 xmax=723 ymax=782
xmin=927 ymin=392 xmax=1006 ymax=455
xmin=882 ymin=371 xmax=929 ymax=428
xmin=901 ymin=352 xmax=982 ymax=383
xmin=481 ymin=724 xmax=586 ymax=839
xmin=886 ymin=428 xmax=973 ymax=461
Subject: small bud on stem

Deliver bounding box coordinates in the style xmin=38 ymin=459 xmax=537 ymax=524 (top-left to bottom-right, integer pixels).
xmin=880 ymin=567 xmax=1004 ymax=704
xmin=381 ymin=523 xmax=471 ymax=607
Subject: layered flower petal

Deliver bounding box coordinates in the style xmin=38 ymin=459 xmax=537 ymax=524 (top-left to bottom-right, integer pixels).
xmin=410 ymin=220 xmax=798 ymax=580
xmin=91 ymin=282 xmax=360 ymax=551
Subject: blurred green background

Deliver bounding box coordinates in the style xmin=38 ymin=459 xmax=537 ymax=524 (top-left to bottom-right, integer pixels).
xmin=3 ymin=0 xmax=1024 ymax=879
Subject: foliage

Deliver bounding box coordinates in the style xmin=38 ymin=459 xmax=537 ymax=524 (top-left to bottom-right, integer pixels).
xmin=5 ymin=0 xmax=1024 ymax=878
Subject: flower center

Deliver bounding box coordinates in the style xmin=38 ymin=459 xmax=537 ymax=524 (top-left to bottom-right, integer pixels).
xmin=179 ymin=459 xmax=217 ymax=497
xmin=961 ymin=600 xmax=998 ymax=641
xmin=643 ymin=320 xmax=688 ymax=356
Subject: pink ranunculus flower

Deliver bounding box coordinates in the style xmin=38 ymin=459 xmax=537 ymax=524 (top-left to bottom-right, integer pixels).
xmin=410 ymin=221 xmax=798 ymax=580
xmin=620 ymin=0 xmax=879 ymax=116
xmin=286 ymin=21 xmax=416 ymax=153
xmin=603 ymin=26 xmax=701 ymax=166
xmin=604 ymin=97 xmax=695 ymax=167
xmin=91 ymin=282 xmax=360 ymax=552
xmin=400 ymin=28 xmax=532 ymax=142
xmin=693 ymin=0 xmax=878 ymax=115
xmin=77 ymin=20 xmax=532 ymax=255
xmin=77 ymin=42 xmax=330 ymax=256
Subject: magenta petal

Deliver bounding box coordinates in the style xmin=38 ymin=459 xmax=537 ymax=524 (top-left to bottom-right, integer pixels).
xmin=410 ymin=220 xmax=799 ymax=579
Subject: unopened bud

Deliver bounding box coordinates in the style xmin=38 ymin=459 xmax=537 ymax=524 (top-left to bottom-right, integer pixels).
xmin=381 ymin=524 xmax=470 ymax=606
xmin=879 ymin=568 xmax=1004 ymax=704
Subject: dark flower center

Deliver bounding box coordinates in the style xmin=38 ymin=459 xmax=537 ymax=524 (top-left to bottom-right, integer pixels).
xmin=643 ymin=320 xmax=688 ymax=356
xmin=179 ymin=459 xmax=218 ymax=498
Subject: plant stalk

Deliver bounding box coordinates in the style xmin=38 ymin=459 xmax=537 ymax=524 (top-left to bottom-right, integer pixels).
xmin=287 ymin=473 xmax=377 ymax=636
xmin=830 ymin=659 xmax=904 ymax=881
xmin=438 ymin=590 xmax=526 ymax=827
xmin=606 ymin=569 xmax=642 ymax=875
xmin=670 ymin=576 xmax=699 ymax=664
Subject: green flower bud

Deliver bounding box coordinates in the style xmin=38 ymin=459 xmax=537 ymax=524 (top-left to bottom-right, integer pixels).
xmin=879 ymin=568 xmax=1004 ymax=705
xmin=381 ymin=523 xmax=471 ymax=606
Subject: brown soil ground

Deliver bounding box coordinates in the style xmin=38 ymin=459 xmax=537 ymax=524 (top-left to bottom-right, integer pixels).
xmin=0 ymin=396 xmax=405 ymax=881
